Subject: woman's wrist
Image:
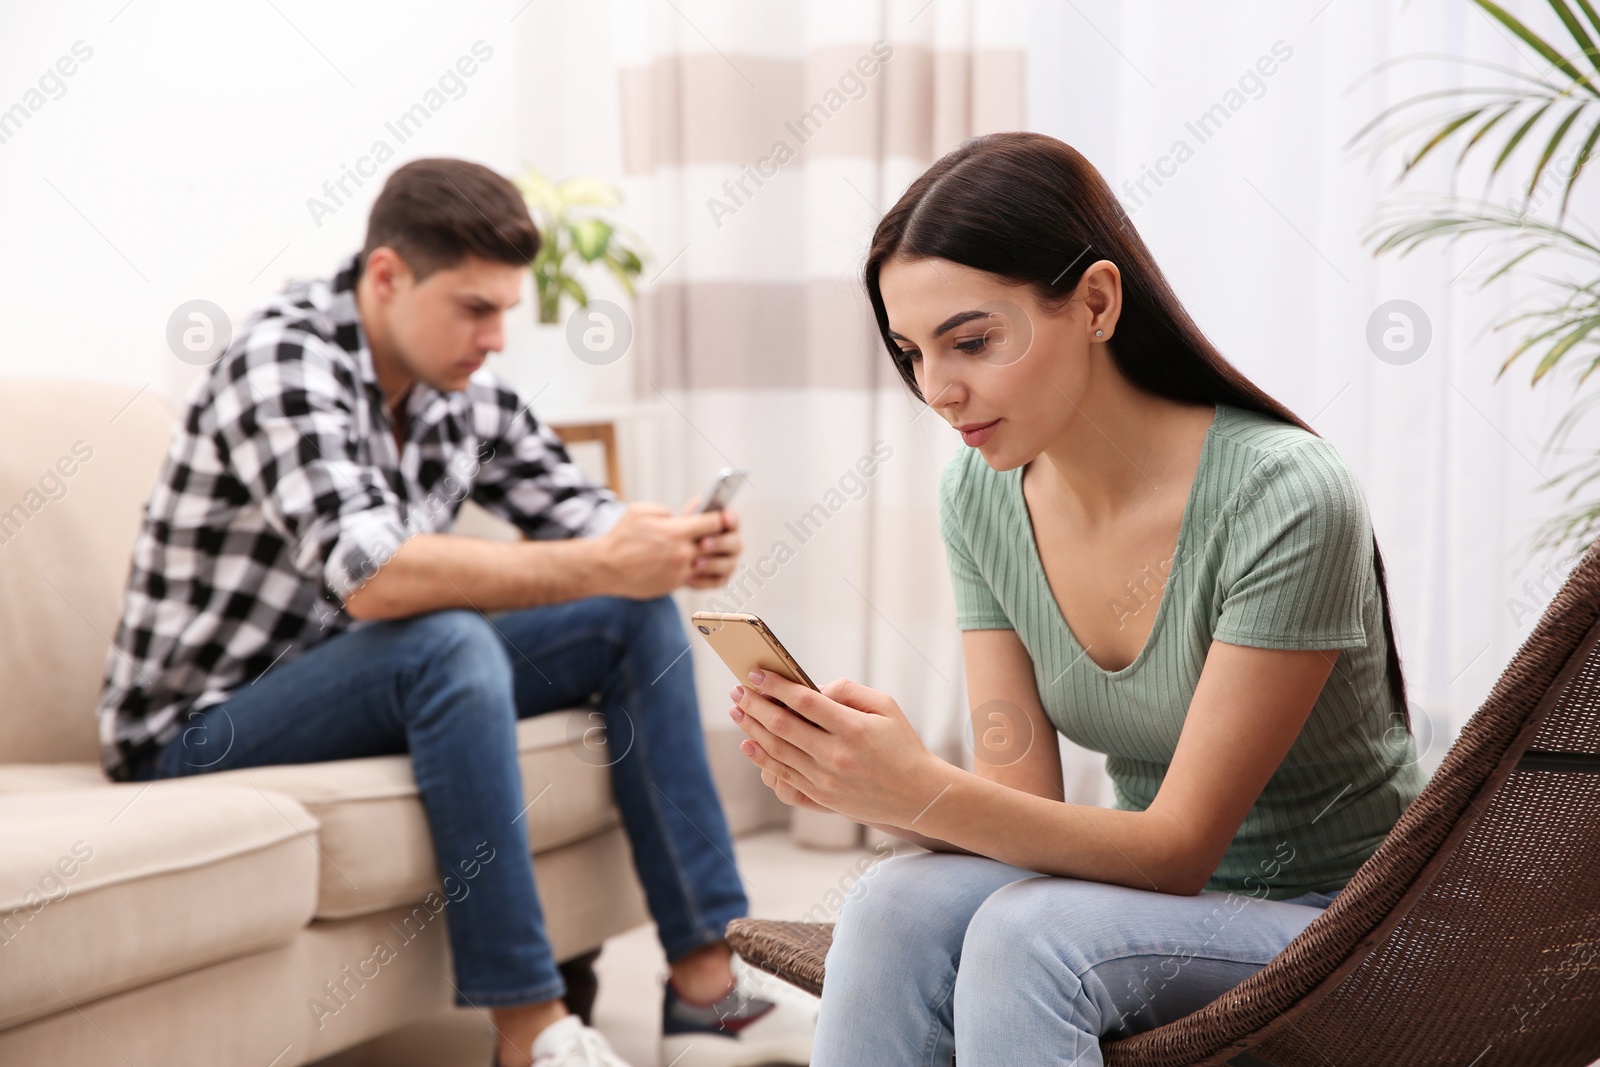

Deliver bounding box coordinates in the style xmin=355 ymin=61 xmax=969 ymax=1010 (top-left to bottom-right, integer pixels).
xmin=891 ymin=753 xmax=967 ymax=835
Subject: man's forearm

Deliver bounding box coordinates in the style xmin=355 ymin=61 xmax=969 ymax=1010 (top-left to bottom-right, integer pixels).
xmin=344 ymin=533 xmax=613 ymax=620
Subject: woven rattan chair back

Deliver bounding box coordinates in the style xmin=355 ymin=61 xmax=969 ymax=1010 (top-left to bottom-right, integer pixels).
xmin=1103 ymin=539 xmax=1600 ymax=1064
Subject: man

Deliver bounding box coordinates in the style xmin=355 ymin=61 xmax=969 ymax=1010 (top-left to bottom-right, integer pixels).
xmin=97 ymin=158 xmax=815 ymax=1067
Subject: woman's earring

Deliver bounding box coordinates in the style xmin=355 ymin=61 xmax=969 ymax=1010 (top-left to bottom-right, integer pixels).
xmin=1095 ymin=329 xmax=1104 ymax=337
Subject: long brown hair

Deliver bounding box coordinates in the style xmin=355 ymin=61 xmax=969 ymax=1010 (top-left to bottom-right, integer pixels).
xmin=865 ymin=131 xmax=1411 ymax=732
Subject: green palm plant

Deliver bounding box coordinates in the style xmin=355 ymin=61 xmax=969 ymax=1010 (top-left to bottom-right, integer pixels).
xmin=514 ymin=168 xmax=648 ymax=325
xmin=1352 ymin=0 xmax=1600 ymax=557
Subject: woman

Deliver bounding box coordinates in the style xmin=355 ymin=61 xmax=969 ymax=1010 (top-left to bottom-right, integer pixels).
xmin=725 ymin=131 xmax=1426 ymax=1065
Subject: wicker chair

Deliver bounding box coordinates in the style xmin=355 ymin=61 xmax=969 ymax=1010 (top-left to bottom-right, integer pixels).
xmin=727 ymin=539 xmax=1600 ymax=1066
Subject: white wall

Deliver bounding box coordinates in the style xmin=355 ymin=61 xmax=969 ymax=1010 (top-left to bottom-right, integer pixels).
xmin=0 ymin=0 xmax=632 ymax=418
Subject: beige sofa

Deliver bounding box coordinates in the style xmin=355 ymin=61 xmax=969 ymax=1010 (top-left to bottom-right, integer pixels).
xmin=0 ymin=379 xmax=651 ymax=1065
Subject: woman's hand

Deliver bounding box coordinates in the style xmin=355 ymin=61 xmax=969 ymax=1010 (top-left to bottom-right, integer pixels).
xmin=728 ymin=670 xmax=948 ymax=827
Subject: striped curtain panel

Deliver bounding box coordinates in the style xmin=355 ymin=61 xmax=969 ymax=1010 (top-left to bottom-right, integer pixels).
xmin=614 ymin=1 xmax=1034 ymax=843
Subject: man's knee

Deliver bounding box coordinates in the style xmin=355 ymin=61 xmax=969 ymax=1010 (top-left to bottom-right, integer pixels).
xmin=386 ymin=609 xmax=511 ymax=688
xmin=390 ymin=606 xmax=500 ymax=643
xmin=609 ymin=595 xmax=690 ymax=681
xmin=616 ymin=594 xmax=685 ymax=638
xmin=546 ymin=594 xmax=684 ymax=650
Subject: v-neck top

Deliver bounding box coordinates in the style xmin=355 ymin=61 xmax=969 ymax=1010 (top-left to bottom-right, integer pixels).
xmin=937 ymin=402 xmax=1426 ymax=899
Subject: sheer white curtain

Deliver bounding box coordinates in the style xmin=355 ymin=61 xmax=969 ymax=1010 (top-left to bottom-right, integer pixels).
xmin=611 ymin=0 xmax=1029 ymax=839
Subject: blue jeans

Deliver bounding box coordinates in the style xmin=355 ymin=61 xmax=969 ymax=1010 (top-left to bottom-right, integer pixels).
xmin=132 ymin=596 xmax=749 ymax=1009
xmin=813 ymin=851 xmax=1341 ymax=1066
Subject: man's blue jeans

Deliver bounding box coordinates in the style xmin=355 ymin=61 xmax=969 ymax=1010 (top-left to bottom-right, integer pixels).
xmin=813 ymin=851 xmax=1341 ymax=1066
xmin=132 ymin=595 xmax=750 ymax=1009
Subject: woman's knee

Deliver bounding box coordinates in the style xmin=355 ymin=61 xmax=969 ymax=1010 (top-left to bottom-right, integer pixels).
xmin=825 ymin=854 xmax=960 ymax=984
xmin=957 ymin=878 xmax=1192 ymax=1005
xmin=832 ymin=852 xmax=1027 ymax=954
xmin=837 ymin=852 xmax=965 ymax=918
xmin=833 ymin=853 xmax=925 ymax=928
xmin=824 ymin=852 xmax=1044 ymax=1044
xmin=826 ymin=854 xmax=940 ymax=966
xmin=959 ymin=876 xmax=1085 ymax=974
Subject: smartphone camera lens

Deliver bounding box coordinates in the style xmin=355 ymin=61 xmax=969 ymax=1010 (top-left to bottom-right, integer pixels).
xmin=697 ymin=625 xmax=711 ymax=634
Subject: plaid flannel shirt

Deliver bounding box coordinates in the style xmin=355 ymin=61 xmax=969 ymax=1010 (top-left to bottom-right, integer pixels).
xmin=97 ymin=252 xmax=624 ymax=781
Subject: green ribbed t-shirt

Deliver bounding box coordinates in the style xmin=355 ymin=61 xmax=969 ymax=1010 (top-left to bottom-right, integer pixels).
xmin=938 ymin=401 xmax=1426 ymax=900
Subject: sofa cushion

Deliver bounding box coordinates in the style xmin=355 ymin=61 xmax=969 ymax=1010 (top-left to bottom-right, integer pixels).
xmin=0 ymin=785 xmax=319 ymax=1031
xmin=0 ymin=825 xmax=655 ymax=1066
xmin=0 ymin=764 xmax=110 ymax=793
xmin=0 ymin=712 xmax=624 ymax=921
xmin=193 ymin=711 xmax=624 ymax=919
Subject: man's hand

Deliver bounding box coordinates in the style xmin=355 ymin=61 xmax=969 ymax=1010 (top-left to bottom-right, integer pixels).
xmin=594 ymin=502 xmax=740 ymax=598
xmin=682 ymin=498 xmax=742 ymax=590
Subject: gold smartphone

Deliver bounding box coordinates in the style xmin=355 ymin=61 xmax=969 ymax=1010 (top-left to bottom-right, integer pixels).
xmin=691 ymin=611 xmax=820 ymax=717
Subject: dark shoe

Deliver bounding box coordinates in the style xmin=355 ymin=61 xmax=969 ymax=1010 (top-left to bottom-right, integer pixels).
xmin=659 ymin=952 xmax=817 ymax=1066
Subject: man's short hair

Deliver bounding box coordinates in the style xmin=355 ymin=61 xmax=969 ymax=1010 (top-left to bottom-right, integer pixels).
xmin=361 ymin=158 xmax=539 ymax=281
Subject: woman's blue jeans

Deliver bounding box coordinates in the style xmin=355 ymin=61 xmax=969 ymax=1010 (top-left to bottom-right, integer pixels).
xmin=813 ymin=851 xmax=1341 ymax=1066
xmin=131 ymin=596 xmax=749 ymax=1009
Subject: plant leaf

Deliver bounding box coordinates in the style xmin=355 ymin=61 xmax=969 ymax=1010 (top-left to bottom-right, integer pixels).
xmin=1495 ymin=99 xmax=1558 ymax=177
xmin=1527 ymin=102 xmax=1588 ymax=203
xmin=1475 ymin=0 xmax=1600 ymax=97
xmin=1406 ymin=107 xmax=1490 ymax=172
xmin=599 ymin=252 xmax=638 ymax=297
xmin=1345 ymin=86 xmax=1549 ymax=151
xmin=559 ymin=274 xmax=589 ymax=309
xmin=1577 ymin=0 xmax=1600 ymax=42
xmin=1549 ymin=0 xmax=1600 ymax=74
xmin=516 ymin=168 xmax=562 ymax=219
xmin=1535 ymin=315 xmax=1600 ymax=381
xmin=556 ymin=177 xmax=621 ymax=208
xmin=1483 ymin=243 xmax=1552 ymax=285
xmin=1458 ymin=102 xmax=1521 ymax=167
xmin=1559 ymin=116 xmax=1600 ymax=217
xmin=610 ymin=245 xmax=644 ymax=274
xmin=569 ymin=218 xmax=614 ymax=261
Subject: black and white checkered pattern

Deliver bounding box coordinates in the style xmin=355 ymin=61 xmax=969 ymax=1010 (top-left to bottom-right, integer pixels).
xmin=97 ymin=252 xmax=624 ymax=781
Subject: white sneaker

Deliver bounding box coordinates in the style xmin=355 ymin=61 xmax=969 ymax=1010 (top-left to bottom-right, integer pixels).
xmin=658 ymin=951 xmax=819 ymax=1067
xmin=529 ymin=1013 xmax=635 ymax=1067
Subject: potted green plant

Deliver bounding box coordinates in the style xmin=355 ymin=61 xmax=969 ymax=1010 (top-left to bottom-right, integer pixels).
xmin=1353 ymin=0 xmax=1600 ymax=562
xmin=514 ymin=168 xmax=649 ymax=325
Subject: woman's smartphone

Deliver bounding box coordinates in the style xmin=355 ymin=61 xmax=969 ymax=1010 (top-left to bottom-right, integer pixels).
xmin=696 ymin=467 xmax=748 ymax=513
xmin=691 ymin=611 xmax=820 ymax=720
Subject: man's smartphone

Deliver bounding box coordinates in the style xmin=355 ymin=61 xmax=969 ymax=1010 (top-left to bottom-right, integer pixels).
xmin=695 ymin=467 xmax=748 ymax=513
xmin=691 ymin=611 xmax=820 ymax=721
